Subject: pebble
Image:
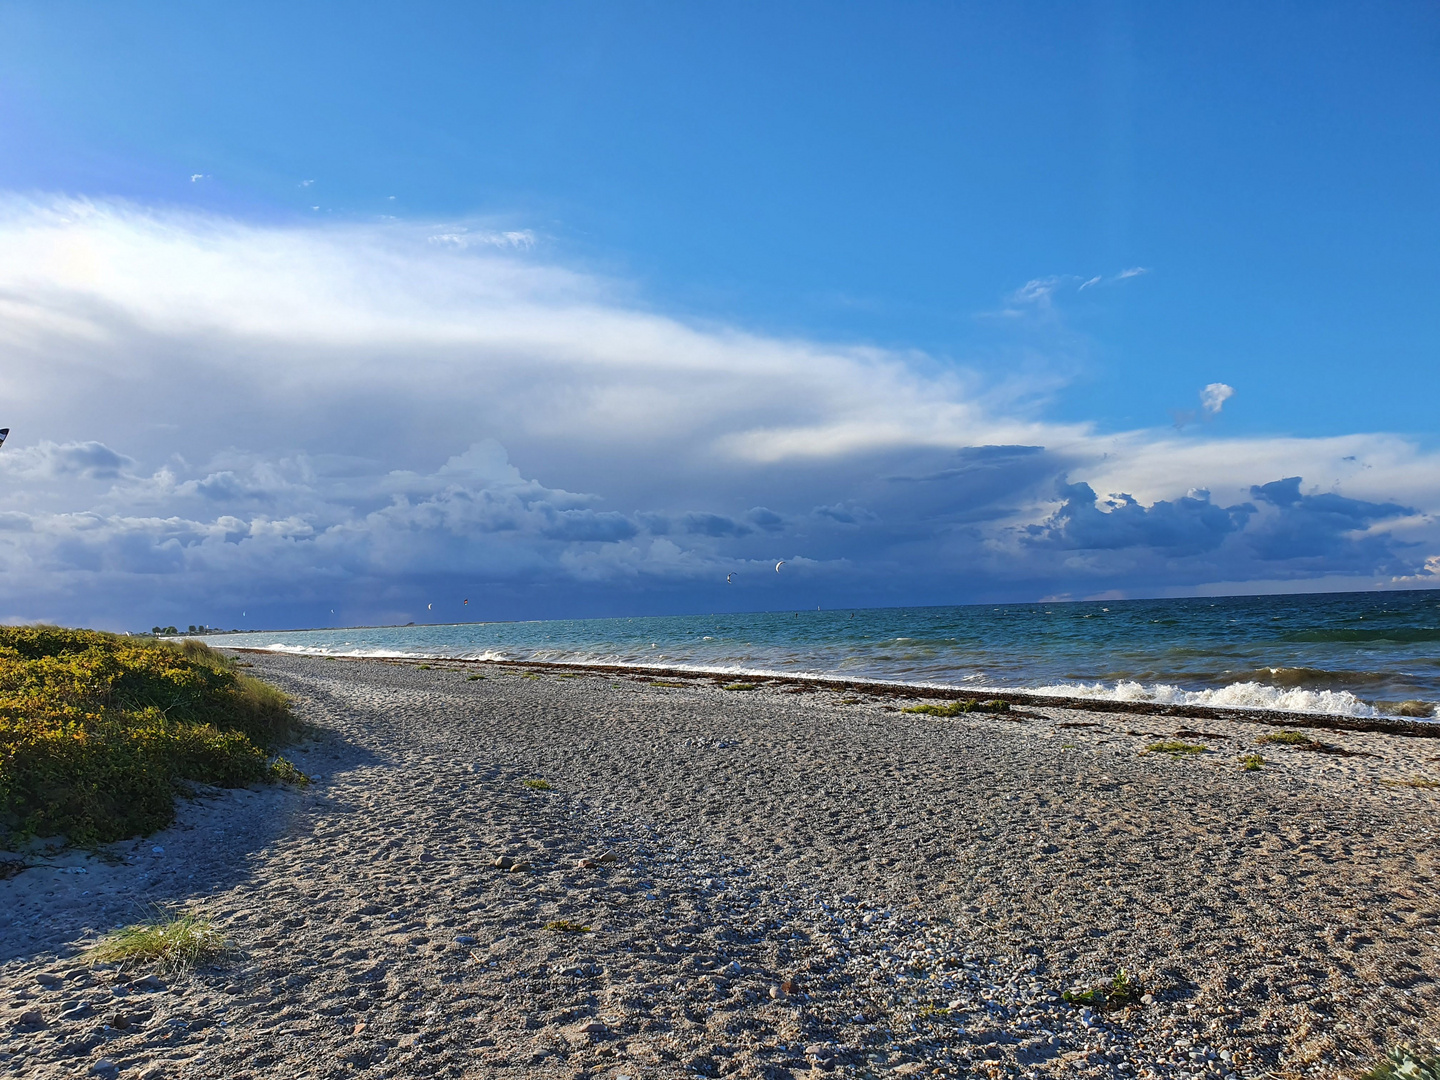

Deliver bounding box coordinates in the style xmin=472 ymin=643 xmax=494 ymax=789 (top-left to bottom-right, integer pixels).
xmin=91 ymin=1060 xmax=119 ymax=1078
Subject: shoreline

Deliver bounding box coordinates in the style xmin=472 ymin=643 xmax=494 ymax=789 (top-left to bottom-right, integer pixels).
xmin=232 ymin=647 xmax=1440 ymax=738
xmin=6 ymin=651 xmax=1440 ymax=1078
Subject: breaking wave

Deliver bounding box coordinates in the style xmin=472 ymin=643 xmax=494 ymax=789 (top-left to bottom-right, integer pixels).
xmin=1028 ymin=679 xmax=1384 ymax=717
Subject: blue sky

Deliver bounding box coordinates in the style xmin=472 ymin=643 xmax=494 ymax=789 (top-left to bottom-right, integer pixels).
xmin=0 ymin=2 xmax=1437 ymax=629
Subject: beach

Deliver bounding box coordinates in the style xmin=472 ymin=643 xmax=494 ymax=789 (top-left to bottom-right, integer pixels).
xmin=4 ymin=652 xmax=1439 ymax=1079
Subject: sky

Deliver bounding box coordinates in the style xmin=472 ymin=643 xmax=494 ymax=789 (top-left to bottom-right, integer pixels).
xmin=0 ymin=1 xmax=1438 ymax=631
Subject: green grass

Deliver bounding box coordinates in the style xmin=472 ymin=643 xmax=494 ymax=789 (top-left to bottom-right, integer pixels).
xmin=416 ymin=663 xmax=432 ymax=670
xmin=722 ymin=682 xmax=757 ymax=691
xmin=1062 ymin=969 xmax=1142 ymax=1011
xmin=646 ymin=679 xmax=688 ymax=688
xmin=522 ymin=779 xmax=553 ymax=791
xmin=466 ymin=674 xmax=485 ymax=681
xmin=903 ymin=698 xmax=1010 ymax=717
xmin=88 ymin=910 xmax=228 ymax=972
xmin=0 ymin=627 xmax=300 ymax=844
xmin=1241 ymin=754 xmax=1265 ymax=771
xmin=521 ymin=672 xmax=540 ymax=680
xmin=543 ymin=919 xmax=591 ymax=933
xmin=1143 ymin=741 xmax=1208 ymax=757
xmin=1361 ymin=1047 xmax=1440 ymax=1080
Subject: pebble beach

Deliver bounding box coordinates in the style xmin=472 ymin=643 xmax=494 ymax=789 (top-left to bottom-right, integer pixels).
xmin=4 ymin=652 xmax=1440 ymax=1079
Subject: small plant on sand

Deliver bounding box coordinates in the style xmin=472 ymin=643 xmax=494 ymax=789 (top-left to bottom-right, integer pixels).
xmin=1143 ymin=741 xmax=1208 ymax=757
xmin=544 ymin=919 xmax=591 ymax=933
xmin=521 ymin=672 xmax=540 ymax=680
xmin=268 ymin=756 xmax=310 ymax=786
xmin=722 ymin=682 xmax=757 ymax=691
xmin=467 ymin=674 xmax=485 ymax=681
xmin=915 ymin=1003 xmax=951 ymax=1020
xmin=416 ymin=663 xmax=432 ymax=670
xmin=903 ymin=699 xmax=1009 ymax=717
xmin=1381 ymin=776 xmax=1440 ymax=789
xmin=522 ymin=779 xmax=553 ymax=791
xmin=557 ymin=673 xmax=582 ymax=679
xmin=1062 ymin=969 xmax=1141 ymax=1011
xmin=1259 ymin=730 xmax=1320 ymax=747
xmin=89 ymin=910 xmax=227 ymax=972
xmin=1240 ymin=754 xmax=1265 ymax=771
xmin=1362 ymin=1046 xmax=1440 ymax=1080
xmin=647 ymin=680 xmax=688 ymax=688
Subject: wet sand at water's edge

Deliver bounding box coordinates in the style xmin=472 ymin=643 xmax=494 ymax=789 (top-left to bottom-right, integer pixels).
xmin=4 ymin=652 xmax=1439 ymax=1079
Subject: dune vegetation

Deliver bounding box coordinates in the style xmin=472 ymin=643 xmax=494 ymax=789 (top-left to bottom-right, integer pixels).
xmin=0 ymin=627 xmax=303 ymax=845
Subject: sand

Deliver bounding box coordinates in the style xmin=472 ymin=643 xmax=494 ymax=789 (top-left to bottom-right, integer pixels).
xmin=3 ymin=652 xmax=1439 ymax=1079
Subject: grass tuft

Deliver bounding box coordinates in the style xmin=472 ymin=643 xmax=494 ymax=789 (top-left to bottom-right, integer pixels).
xmin=646 ymin=680 xmax=688 ymax=688
xmin=89 ymin=910 xmax=227 ymax=972
xmin=1062 ymin=968 xmax=1142 ymax=1011
xmin=1143 ymin=741 xmax=1208 ymax=757
xmin=903 ymin=699 xmax=1009 ymax=717
xmin=467 ymin=674 xmax=485 ymax=681
xmin=522 ymin=779 xmax=553 ymax=791
xmin=416 ymin=663 xmax=432 ymax=670
xmin=544 ymin=919 xmax=591 ymax=933
xmin=722 ymin=682 xmax=757 ymax=691
xmin=1240 ymin=754 xmax=1265 ymax=771
xmin=1362 ymin=1046 xmax=1440 ymax=1080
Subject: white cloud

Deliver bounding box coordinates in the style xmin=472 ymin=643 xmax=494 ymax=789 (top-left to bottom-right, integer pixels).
xmin=1116 ymin=266 xmax=1149 ymax=280
xmin=1200 ymin=382 xmax=1235 ymax=415
xmin=0 ymin=194 xmax=1435 ymax=626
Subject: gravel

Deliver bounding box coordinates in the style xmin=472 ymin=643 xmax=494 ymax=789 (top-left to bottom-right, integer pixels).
xmin=3 ymin=652 xmax=1439 ymax=1078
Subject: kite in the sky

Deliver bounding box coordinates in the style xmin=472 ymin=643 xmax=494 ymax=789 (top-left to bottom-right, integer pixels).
xmin=0 ymin=428 xmax=9 ymax=450
xmin=463 ymin=599 xmax=469 ymax=605
xmin=775 ymin=560 xmax=786 ymax=573
xmin=428 ymin=603 xmax=433 ymax=610
xmin=726 ymin=573 xmax=734 ymax=584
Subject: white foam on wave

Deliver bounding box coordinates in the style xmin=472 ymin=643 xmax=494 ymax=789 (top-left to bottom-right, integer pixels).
xmin=1029 ymin=678 xmax=1380 ymax=717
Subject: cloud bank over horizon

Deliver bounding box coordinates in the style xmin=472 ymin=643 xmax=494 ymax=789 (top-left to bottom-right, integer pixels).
xmin=2 ymin=196 xmax=1437 ymax=630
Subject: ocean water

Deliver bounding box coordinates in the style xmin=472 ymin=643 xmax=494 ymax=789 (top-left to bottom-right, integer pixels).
xmin=201 ymin=589 xmax=1440 ymax=719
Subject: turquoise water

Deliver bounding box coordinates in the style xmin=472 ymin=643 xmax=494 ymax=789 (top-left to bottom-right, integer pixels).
xmin=201 ymin=589 xmax=1440 ymax=718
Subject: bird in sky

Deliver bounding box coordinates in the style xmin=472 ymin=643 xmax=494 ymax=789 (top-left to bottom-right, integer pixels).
xmin=427 ymin=603 xmax=433 ymax=610
xmin=775 ymin=560 xmax=786 ymax=572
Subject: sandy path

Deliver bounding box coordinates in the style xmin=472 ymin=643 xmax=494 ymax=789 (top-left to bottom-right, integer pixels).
xmin=3 ymin=654 xmax=1439 ymax=1079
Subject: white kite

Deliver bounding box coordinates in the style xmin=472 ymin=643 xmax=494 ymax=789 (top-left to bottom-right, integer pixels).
xmin=775 ymin=560 xmax=786 ymax=573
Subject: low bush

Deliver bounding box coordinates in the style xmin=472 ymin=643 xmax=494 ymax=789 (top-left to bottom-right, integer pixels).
xmin=0 ymin=627 xmax=300 ymax=844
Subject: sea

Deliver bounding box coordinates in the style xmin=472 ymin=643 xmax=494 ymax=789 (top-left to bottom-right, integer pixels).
xmin=200 ymin=589 xmax=1440 ymax=719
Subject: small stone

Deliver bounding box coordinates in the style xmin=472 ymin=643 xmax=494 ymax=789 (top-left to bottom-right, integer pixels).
xmin=133 ymin=974 xmax=166 ymax=992
xmin=492 ymin=855 xmax=516 ymax=870
xmin=597 ymin=851 xmax=618 ymax=864
xmin=576 ymin=1020 xmax=607 ymax=1034
xmin=418 ymin=851 xmax=435 ymax=863
xmin=57 ymin=1001 xmax=95 ymax=1021
xmin=91 ymin=1060 xmax=119 ymax=1078
xmin=575 ymin=857 xmax=596 ymax=869
xmin=779 ymin=977 xmax=801 ymax=995
xmin=769 ymin=985 xmax=785 ymax=999
xmin=507 ymin=860 xmax=530 ymax=872
xmin=151 ymin=846 xmax=164 ymax=855
xmin=17 ymin=1010 xmax=43 ymax=1027
xmin=1140 ymin=993 xmax=1155 ymax=1006
xmin=453 ymin=935 xmax=476 ymax=946
xmin=108 ymin=1012 xmax=131 ymax=1030
xmin=36 ymin=972 xmax=62 ymax=988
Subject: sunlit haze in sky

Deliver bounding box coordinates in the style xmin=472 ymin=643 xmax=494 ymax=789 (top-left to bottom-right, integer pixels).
xmin=1 ymin=2 xmax=1437 ymax=630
